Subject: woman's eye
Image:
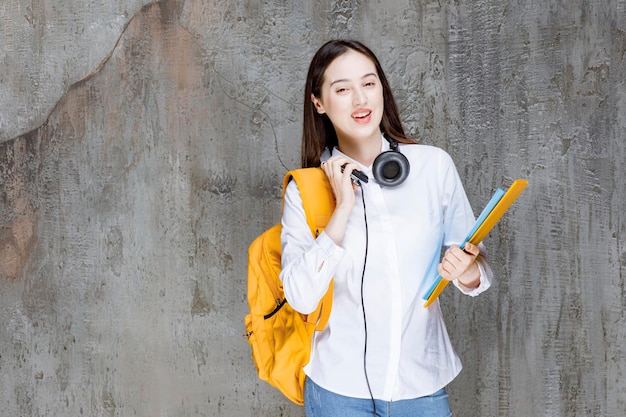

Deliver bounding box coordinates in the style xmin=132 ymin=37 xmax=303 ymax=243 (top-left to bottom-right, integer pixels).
xmin=364 ymin=81 xmax=376 ymax=87
xmin=335 ymin=87 xmax=348 ymax=93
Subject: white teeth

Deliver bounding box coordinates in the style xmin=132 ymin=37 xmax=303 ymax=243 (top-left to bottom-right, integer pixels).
xmin=353 ymin=111 xmax=370 ymax=118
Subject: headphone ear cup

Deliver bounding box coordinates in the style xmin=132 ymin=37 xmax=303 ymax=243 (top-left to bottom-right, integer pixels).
xmin=372 ymin=150 xmax=410 ymax=187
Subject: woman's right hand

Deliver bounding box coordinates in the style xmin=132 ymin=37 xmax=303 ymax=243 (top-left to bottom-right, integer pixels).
xmin=319 ymin=156 xmax=359 ymax=245
xmin=321 ymin=156 xmax=359 ymax=210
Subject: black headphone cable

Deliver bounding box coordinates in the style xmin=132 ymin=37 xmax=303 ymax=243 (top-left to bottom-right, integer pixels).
xmin=358 ymin=185 xmax=377 ymax=417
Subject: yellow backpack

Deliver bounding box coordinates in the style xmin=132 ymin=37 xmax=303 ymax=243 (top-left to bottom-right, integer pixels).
xmin=244 ymin=168 xmax=335 ymax=406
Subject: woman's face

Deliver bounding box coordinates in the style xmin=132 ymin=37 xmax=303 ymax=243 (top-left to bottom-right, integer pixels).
xmin=312 ymin=49 xmax=384 ymax=149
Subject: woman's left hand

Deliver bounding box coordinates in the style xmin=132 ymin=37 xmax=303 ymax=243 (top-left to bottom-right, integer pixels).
xmin=438 ymin=242 xmax=481 ymax=289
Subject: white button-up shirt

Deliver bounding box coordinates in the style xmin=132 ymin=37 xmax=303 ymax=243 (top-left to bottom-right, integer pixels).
xmin=280 ymin=137 xmax=492 ymax=401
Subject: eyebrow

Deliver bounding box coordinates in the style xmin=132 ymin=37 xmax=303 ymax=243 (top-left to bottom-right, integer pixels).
xmin=329 ymin=72 xmax=378 ymax=87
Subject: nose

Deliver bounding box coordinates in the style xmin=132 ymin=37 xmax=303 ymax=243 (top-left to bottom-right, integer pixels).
xmin=353 ymin=87 xmax=367 ymax=105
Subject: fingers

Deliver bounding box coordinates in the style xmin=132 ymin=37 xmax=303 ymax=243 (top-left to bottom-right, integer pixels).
xmin=321 ymin=157 xmax=357 ymax=175
xmin=320 ymin=157 xmax=358 ymax=208
xmin=321 ymin=157 xmax=359 ymax=188
xmin=438 ymin=244 xmax=480 ymax=280
xmin=461 ymin=242 xmax=480 ymax=257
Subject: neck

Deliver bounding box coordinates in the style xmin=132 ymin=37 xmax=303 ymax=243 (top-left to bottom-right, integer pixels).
xmin=336 ymin=132 xmax=382 ymax=166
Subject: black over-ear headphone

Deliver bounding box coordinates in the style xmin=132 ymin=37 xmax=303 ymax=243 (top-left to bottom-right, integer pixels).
xmin=331 ymin=133 xmax=410 ymax=187
xmin=371 ymin=133 xmax=410 ymax=187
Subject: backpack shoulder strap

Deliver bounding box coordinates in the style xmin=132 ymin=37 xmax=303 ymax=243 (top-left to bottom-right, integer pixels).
xmin=282 ymin=168 xmax=335 ymax=330
xmin=283 ymin=168 xmax=335 ymax=236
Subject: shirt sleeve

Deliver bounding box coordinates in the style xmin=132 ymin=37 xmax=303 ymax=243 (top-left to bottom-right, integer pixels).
xmin=439 ymin=152 xmax=494 ymax=297
xmin=279 ymin=179 xmax=345 ymax=314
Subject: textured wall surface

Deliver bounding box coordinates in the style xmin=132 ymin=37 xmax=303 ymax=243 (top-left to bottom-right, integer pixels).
xmin=1 ymin=0 xmax=624 ymax=416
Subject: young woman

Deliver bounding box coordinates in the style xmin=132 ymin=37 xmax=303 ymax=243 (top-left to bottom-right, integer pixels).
xmin=280 ymin=39 xmax=493 ymax=417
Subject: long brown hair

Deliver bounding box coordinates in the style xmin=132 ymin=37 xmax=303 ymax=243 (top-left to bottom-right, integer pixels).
xmin=301 ymin=40 xmax=415 ymax=168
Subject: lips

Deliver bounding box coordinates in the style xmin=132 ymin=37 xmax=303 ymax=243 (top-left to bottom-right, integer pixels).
xmin=352 ymin=109 xmax=372 ymax=123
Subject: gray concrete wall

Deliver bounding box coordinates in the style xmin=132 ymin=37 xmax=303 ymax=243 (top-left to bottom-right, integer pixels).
xmin=1 ymin=0 xmax=624 ymax=416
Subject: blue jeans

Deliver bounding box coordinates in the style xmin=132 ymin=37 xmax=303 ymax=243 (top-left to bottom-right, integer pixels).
xmin=304 ymin=377 xmax=452 ymax=417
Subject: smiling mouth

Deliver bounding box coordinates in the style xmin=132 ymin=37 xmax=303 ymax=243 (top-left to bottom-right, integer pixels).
xmin=352 ymin=111 xmax=371 ymax=119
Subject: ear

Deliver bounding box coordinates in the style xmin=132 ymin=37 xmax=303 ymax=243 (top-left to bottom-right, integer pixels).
xmin=311 ymin=93 xmax=326 ymax=114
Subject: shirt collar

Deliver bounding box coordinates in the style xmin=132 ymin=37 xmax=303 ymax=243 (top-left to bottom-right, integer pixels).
xmin=320 ymin=134 xmax=389 ymax=169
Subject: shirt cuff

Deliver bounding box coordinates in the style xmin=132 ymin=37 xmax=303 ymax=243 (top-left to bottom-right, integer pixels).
xmin=453 ymin=258 xmax=491 ymax=296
